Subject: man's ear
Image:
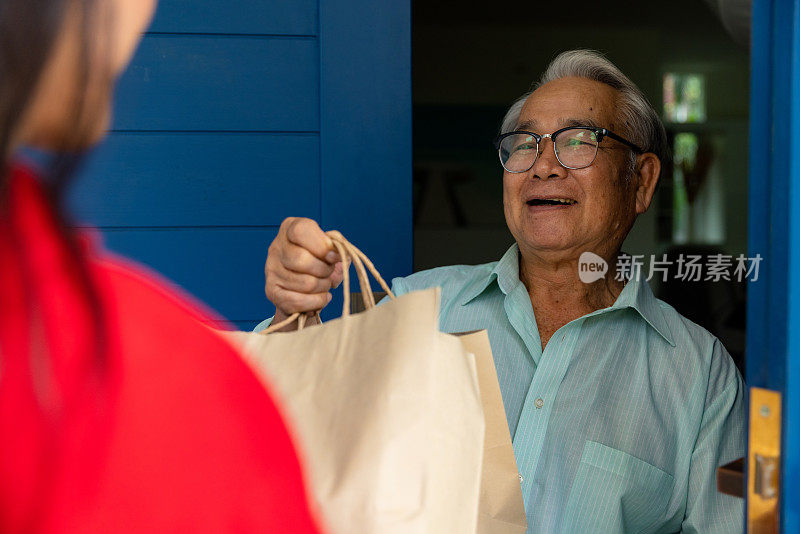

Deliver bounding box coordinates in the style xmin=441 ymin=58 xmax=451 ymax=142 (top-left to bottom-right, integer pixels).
xmin=633 ymin=153 xmax=661 ymax=214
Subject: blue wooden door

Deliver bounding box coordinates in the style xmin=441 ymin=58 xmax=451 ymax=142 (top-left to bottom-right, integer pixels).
xmin=69 ymin=0 xmax=411 ymax=329
xmin=748 ymin=0 xmax=800 ymax=530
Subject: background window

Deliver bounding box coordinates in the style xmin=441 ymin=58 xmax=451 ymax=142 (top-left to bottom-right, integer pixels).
xmin=663 ymin=73 xmax=707 ymax=123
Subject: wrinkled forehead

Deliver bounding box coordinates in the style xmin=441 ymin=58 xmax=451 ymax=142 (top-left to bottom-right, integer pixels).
xmin=516 ymin=77 xmax=620 ymax=132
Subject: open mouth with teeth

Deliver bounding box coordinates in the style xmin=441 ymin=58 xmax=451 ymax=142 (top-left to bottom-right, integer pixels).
xmin=526 ymin=198 xmax=578 ymax=207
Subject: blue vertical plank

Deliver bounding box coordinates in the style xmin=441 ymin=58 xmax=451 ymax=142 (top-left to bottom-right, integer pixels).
xmin=785 ymin=0 xmax=800 ymax=529
xmin=318 ymin=0 xmax=412 ymax=313
xmin=747 ymin=0 xmax=775 ymax=390
xmin=767 ymin=0 xmax=791 ymax=396
xmin=746 ymin=0 xmax=769 ymax=526
xmin=749 ymin=0 xmax=800 ymax=530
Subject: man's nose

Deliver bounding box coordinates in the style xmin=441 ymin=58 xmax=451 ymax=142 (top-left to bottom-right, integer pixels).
xmin=532 ymin=138 xmax=565 ymax=180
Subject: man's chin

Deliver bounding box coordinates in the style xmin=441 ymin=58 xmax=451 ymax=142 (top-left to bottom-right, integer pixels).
xmin=518 ymin=235 xmax=582 ymax=256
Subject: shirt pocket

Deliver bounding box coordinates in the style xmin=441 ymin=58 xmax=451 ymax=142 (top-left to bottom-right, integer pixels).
xmin=561 ymin=440 xmax=675 ymax=534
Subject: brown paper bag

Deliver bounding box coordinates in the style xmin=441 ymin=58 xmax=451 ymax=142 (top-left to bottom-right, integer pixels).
xmin=457 ymin=332 xmax=528 ymax=533
xmin=224 ymin=232 xmax=485 ymax=534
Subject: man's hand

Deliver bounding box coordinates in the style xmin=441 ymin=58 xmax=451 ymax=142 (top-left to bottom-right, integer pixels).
xmin=265 ymin=217 xmax=343 ymax=331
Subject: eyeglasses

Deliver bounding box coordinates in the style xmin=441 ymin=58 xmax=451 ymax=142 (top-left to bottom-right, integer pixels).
xmin=495 ymin=126 xmax=644 ymax=173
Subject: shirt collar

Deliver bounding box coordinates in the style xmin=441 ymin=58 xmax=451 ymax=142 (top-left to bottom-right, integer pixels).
xmin=605 ymin=274 xmax=676 ymax=346
xmin=460 ymin=243 xmax=520 ymax=305
xmin=460 ymin=243 xmax=675 ymax=347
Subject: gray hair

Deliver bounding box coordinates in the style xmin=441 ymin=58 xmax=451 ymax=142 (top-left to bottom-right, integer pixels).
xmin=500 ymin=50 xmax=669 ymax=177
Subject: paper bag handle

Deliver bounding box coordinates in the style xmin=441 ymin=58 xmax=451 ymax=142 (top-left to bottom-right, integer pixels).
xmin=263 ymin=231 xmax=395 ymax=334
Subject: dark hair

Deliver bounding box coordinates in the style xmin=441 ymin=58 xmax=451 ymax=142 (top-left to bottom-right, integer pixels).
xmin=1 ymin=0 xmax=115 ymax=184
xmin=1 ymin=0 xmax=113 ymax=396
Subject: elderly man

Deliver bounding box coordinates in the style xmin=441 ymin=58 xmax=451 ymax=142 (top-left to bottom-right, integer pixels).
xmin=259 ymin=50 xmax=745 ymax=533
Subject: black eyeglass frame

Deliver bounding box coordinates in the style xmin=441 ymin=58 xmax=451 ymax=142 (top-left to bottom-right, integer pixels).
xmin=494 ymin=126 xmax=645 ymax=173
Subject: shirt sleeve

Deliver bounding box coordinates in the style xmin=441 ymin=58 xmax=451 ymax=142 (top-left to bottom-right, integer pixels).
xmin=375 ymin=276 xmax=411 ymax=306
xmin=390 ymin=277 xmax=410 ymax=297
xmin=681 ymin=340 xmax=746 ymax=533
xmin=253 ymin=317 xmax=273 ymax=333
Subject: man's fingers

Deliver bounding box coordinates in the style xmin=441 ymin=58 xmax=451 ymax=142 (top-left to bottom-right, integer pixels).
xmin=275 ymin=268 xmax=336 ymax=294
xmin=282 ymin=243 xmax=336 ymax=278
xmin=284 ymin=218 xmax=338 ymax=262
xmin=273 ymin=286 xmax=332 ymax=315
xmin=331 ymin=261 xmax=344 ymax=289
xmin=266 ymin=218 xmax=344 ymax=315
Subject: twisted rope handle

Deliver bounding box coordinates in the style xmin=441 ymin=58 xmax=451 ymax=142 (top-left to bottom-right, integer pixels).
xmin=262 ymin=231 xmax=395 ymax=334
xmin=326 ymin=231 xmax=395 ymax=314
xmin=264 ymin=309 xmax=318 ymax=333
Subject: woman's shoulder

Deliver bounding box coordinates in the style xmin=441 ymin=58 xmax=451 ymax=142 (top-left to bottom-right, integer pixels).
xmin=81 ymin=252 xmax=321 ymax=532
xmin=92 ymin=251 xmax=227 ymax=329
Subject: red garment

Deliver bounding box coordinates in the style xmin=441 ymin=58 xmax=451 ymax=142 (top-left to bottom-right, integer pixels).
xmin=0 ymin=163 xmax=323 ymax=533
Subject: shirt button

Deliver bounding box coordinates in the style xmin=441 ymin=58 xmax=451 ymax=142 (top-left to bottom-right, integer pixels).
xmin=518 ymin=474 xmax=524 ymax=483
xmin=535 ymin=398 xmax=544 ymax=409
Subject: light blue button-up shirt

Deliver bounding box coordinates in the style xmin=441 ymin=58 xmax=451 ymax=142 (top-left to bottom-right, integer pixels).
xmin=389 ymin=244 xmax=745 ymax=533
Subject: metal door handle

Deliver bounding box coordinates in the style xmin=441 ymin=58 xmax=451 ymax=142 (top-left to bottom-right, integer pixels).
xmin=754 ymin=453 xmax=778 ymax=499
